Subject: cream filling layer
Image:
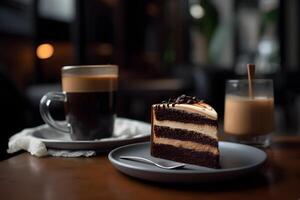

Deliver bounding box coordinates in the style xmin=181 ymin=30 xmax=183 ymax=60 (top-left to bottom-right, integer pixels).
xmin=172 ymin=104 xmax=217 ymax=120
xmin=153 ymin=118 xmax=218 ymax=139
xmin=153 ymin=135 xmax=219 ymax=155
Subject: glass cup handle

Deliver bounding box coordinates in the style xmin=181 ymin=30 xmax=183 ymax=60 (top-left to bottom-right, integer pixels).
xmin=40 ymin=92 xmax=71 ymax=133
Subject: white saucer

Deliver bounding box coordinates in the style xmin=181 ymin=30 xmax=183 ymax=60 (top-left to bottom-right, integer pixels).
xmin=32 ymin=118 xmax=150 ymax=151
xmin=33 ymin=131 xmax=150 ymax=151
xmin=108 ymin=142 xmax=267 ymax=183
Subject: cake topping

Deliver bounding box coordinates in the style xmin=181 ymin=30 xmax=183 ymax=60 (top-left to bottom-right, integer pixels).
xmin=154 ymin=94 xmax=217 ymax=120
xmin=162 ymin=94 xmax=203 ymax=105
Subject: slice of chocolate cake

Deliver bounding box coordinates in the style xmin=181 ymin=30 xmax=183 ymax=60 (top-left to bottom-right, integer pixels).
xmin=151 ymin=95 xmax=220 ymax=168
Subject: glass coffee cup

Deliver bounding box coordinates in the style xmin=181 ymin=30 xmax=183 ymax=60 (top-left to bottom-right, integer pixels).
xmin=40 ymin=65 xmax=118 ymax=140
xmin=224 ymin=79 xmax=275 ymax=147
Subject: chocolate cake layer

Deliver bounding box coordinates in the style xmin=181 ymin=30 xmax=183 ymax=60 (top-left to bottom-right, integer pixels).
xmin=153 ymin=125 xmax=218 ymax=147
xmin=154 ymin=107 xmax=218 ymax=126
xmin=151 ymin=143 xmax=220 ymax=168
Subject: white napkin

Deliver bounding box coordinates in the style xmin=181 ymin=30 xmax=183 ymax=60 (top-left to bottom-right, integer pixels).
xmin=7 ymin=118 xmax=151 ymax=157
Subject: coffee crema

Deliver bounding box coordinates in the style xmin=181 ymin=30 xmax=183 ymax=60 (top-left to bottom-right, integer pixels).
xmin=62 ymin=75 xmax=118 ymax=92
xmin=224 ymin=95 xmax=274 ymax=137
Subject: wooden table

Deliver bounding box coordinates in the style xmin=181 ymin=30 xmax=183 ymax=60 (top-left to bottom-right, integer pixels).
xmin=0 ymin=136 xmax=299 ymax=200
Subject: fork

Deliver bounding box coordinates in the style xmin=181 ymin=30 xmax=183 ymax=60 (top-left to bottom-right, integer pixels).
xmin=120 ymin=156 xmax=185 ymax=170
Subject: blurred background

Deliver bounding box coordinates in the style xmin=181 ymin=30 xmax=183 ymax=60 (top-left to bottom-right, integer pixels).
xmin=0 ymin=0 xmax=300 ymax=159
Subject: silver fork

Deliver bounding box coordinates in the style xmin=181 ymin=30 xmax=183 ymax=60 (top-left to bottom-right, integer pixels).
xmin=119 ymin=156 xmax=185 ymax=170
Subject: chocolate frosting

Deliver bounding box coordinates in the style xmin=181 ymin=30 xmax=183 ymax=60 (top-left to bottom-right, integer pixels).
xmin=161 ymin=94 xmax=202 ymax=105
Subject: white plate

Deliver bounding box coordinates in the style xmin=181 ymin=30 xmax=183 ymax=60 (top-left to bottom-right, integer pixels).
xmin=32 ymin=118 xmax=150 ymax=151
xmin=33 ymin=132 xmax=150 ymax=151
xmin=108 ymin=142 xmax=267 ymax=183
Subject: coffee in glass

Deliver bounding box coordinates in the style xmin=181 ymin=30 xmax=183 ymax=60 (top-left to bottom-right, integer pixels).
xmin=40 ymin=65 xmax=118 ymax=140
xmin=224 ymin=79 xmax=274 ymax=147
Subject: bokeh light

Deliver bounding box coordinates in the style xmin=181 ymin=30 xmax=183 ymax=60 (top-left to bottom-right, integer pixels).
xmin=36 ymin=43 xmax=54 ymax=59
xmin=190 ymin=4 xmax=205 ymax=19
